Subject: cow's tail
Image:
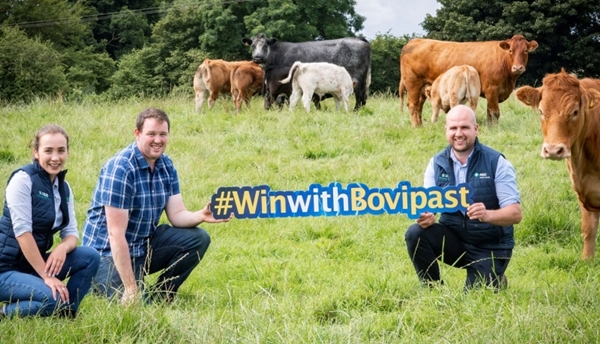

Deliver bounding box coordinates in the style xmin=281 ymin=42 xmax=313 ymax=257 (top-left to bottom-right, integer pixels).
xmin=229 ymin=65 xmax=239 ymax=97
xmin=203 ymin=59 xmax=212 ymax=85
xmin=464 ymin=68 xmax=471 ymax=100
xmin=193 ymin=63 xmax=204 ymax=88
xmin=399 ymin=79 xmax=405 ymax=113
xmin=280 ymin=61 xmax=301 ymax=84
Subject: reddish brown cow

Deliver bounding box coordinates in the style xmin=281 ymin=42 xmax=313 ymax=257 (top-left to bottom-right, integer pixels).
xmin=400 ymin=35 xmax=538 ymax=127
xmin=193 ymin=59 xmax=246 ymax=111
xmin=230 ymin=62 xmax=264 ymax=112
xmin=515 ymin=70 xmax=600 ymax=259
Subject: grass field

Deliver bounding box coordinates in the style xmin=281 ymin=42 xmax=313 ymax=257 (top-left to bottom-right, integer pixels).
xmin=0 ymin=93 xmax=599 ymax=343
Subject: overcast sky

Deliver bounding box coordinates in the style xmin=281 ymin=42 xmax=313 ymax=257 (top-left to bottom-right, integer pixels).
xmin=354 ymin=0 xmax=441 ymax=39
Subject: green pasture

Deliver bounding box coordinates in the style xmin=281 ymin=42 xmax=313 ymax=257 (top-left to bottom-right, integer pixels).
xmin=0 ymin=93 xmax=598 ymax=343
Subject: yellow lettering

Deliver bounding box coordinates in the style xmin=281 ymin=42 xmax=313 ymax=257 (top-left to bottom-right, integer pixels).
xmin=351 ymin=188 xmax=367 ymax=211
xmin=401 ymin=184 xmax=409 ymax=211
xmin=410 ymin=191 xmax=427 ymax=216
xmin=444 ymin=190 xmax=458 ymax=207
xmin=270 ymin=194 xmax=286 ymax=214
xmin=459 ymin=187 xmax=470 ymax=207
xmin=384 ymin=191 xmax=400 ymax=210
xmin=233 ymin=190 xmax=260 ymax=214
xmin=427 ymin=190 xmax=444 ymax=209
xmin=368 ymin=193 xmax=384 ymax=211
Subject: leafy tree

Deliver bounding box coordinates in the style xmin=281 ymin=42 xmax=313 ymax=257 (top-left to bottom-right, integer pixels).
xmin=0 ymin=0 xmax=88 ymax=48
xmin=108 ymin=46 xmax=162 ymax=98
xmin=0 ymin=26 xmax=67 ymax=102
xmin=85 ymin=0 xmax=159 ymax=60
xmin=0 ymin=0 xmax=116 ymax=97
xmin=422 ymin=0 xmax=600 ymax=86
xmin=243 ymin=0 xmax=365 ymax=41
xmin=370 ymin=32 xmax=411 ymax=95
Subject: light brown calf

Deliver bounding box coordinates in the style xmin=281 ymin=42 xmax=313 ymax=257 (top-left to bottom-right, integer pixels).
xmin=425 ymin=65 xmax=481 ymax=123
xmin=230 ymin=62 xmax=264 ymax=112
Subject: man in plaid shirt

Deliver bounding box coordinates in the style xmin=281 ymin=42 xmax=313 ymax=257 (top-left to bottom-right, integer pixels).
xmin=83 ymin=107 xmax=230 ymax=305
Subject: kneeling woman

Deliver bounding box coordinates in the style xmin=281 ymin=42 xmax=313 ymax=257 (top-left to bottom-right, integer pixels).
xmin=0 ymin=124 xmax=100 ymax=318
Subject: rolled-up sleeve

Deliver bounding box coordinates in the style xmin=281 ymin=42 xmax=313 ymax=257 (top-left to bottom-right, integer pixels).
xmin=6 ymin=171 xmax=33 ymax=238
xmin=60 ymin=182 xmax=79 ymax=239
xmin=495 ymin=156 xmax=521 ymax=208
xmin=423 ymin=158 xmax=436 ymax=188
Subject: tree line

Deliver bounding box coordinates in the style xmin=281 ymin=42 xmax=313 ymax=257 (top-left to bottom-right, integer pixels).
xmin=0 ymin=0 xmax=598 ymax=103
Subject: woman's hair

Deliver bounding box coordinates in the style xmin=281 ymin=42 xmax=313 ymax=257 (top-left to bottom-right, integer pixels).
xmin=31 ymin=124 xmax=70 ymax=159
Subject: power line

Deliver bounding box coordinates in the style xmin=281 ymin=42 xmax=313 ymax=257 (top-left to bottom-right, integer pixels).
xmin=6 ymin=0 xmax=260 ymax=29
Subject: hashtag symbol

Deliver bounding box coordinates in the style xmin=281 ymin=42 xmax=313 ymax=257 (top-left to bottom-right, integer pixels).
xmin=213 ymin=190 xmax=234 ymax=216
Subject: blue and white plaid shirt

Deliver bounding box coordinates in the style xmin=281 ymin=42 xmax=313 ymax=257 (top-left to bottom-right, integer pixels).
xmin=82 ymin=143 xmax=180 ymax=257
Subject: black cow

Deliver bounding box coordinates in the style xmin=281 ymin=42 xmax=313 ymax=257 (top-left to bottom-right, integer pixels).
xmin=242 ymin=33 xmax=371 ymax=110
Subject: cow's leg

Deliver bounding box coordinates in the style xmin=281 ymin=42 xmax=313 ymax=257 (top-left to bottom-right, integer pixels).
xmin=231 ymin=88 xmax=240 ymax=112
xmin=469 ymin=96 xmax=479 ymax=113
xmin=485 ymin=91 xmax=500 ymax=124
xmin=236 ymin=89 xmax=245 ymax=112
xmin=208 ymin=91 xmax=219 ymax=109
xmin=580 ymin=205 xmax=599 ymax=260
xmin=406 ymin=83 xmax=424 ymax=127
xmin=342 ymin=95 xmax=349 ymax=112
xmin=312 ymin=94 xmax=322 ymax=110
xmin=353 ymin=82 xmax=366 ymax=111
xmin=431 ymin=101 xmax=441 ymax=123
xmin=332 ymin=94 xmax=341 ymax=111
xmin=276 ymin=94 xmax=287 ymax=110
xmin=264 ymin=86 xmax=273 ymax=110
xmin=449 ymin=92 xmax=460 ymax=110
xmin=289 ymin=88 xmax=302 ymax=111
xmin=243 ymin=90 xmax=252 ymax=109
xmin=301 ymin=89 xmax=315 ymax=112
xmin=195 ymin=90 xmax=206 ymax=112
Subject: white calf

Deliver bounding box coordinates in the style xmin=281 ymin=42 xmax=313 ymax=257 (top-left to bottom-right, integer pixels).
xmin=280 ymin=61 xmax=354 ymax=112
xmin=426 ymin=65 xmax=481 ymax=122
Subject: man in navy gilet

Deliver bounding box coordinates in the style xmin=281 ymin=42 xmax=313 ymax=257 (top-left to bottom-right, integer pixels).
xmin=405 ymin=105 xmax=522 ymax=290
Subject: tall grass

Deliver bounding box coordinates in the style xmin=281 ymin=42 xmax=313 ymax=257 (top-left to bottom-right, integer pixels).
xmin=1 ymin=93 xmax=598 ymax=343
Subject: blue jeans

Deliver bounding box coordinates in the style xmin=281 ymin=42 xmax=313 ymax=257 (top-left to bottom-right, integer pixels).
xmin=0 ymin=246 xmax=100 ymax=317
xmin=93 ymin=224 xmax=210 ymax=302
xmin=405 ymin=223 xmax=512 ymax=289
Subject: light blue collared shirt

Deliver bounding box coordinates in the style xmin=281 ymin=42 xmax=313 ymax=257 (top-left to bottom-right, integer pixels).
xmin=423 ymin=149 xmax=520 ymax=208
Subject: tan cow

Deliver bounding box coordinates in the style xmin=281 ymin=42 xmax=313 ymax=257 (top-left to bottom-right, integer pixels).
xmin=230 ymin=62 xmax=264 ymax=112
xmin=400 ymin=35 xmax=538 ymax=127
xmin=425 ymin=65 xmax=481 ymax=123
xmin=515 ymin=70 xmax=600 ymax=259
xmin=193 ymin=59 xmax=246 ymax=111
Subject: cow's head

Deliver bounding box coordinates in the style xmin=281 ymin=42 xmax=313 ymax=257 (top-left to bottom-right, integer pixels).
xmin=242 ymin=33 xmax=277 ymax=64
xmin=498 ymin=35 xmax=538 ymax=75
xmin=515 ymin=70 xmax=600 ymax=160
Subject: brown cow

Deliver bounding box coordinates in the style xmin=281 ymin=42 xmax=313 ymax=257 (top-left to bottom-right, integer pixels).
xmin=425 ymin=65 xmax=481 ymax=123
xmin=400 ymin=35 xmax=538 ymax=127
xmin=515 ymin=70 xmax=600 ymax=259
xmin=193 ymin=59 xmax=246 ymax=111
xmin=230 ymin=62 xmax=264 ymax=112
